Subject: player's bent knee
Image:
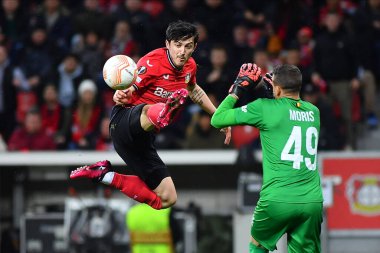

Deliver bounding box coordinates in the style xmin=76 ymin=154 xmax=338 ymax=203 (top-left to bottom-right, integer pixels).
xmin=154 ymin=177 xmax=177 ymax=208
xmin=140 ymin=105 xmax=155 ymax=131
xmin=160 ymin=190 xmax=177 ymax=206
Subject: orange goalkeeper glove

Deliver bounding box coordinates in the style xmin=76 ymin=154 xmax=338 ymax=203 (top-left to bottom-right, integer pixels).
xmin=229 ymin=63 xmax=262 ymax=98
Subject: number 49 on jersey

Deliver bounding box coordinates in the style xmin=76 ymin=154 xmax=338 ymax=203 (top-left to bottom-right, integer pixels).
xmin=281 ymin=126 xmax=318 ymax=171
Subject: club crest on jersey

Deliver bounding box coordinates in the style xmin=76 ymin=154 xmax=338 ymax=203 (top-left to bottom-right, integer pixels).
xmin=185 ymin=73 xmax=191 ymax=83
xmin=138 ymin=66 xmax=147 ymax=75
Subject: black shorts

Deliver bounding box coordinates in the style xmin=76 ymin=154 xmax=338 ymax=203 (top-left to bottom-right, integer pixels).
xmin=109 ymin=104 xmax=169 ymax=189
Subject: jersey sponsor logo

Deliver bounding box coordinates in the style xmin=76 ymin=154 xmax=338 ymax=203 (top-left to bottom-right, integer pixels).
xmin=241 ymin=105 xmax=248 ymax=113
xmin=163 ymin=74 xmax=169 ymax=80
xmin=346 ymin=175 xmax=380 ymax=215
xmin=138 ymin=66 xmax=147 ymax=75
xmin=147 ymin=60 xmax=153 ymax=67
xmin=185 ymin=73 xmax=191 ymax=83
xmin=289 ymin=110 xmax=314 ymax=122
xmin=154 ymin=87 xmax=174 ymax=98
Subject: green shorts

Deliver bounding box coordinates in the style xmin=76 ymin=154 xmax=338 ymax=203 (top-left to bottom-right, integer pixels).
xmin=251 ymin=200 xmax=323 ymax=253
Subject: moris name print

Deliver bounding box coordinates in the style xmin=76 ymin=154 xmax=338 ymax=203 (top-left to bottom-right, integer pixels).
xmin=289 ymin=110 xmax=314 ymax=122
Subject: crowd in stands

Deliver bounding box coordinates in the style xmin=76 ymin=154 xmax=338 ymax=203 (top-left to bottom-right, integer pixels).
xmin=0 ymin=0 xmax=380 ymax=152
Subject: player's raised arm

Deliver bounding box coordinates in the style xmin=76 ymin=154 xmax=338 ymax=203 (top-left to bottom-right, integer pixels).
xmin=188 ymin=83 xmax=215 ymax=114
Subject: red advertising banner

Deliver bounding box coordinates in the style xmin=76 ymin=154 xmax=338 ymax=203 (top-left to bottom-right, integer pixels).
xmin=323 ymin=158 xmax=380 ymax=230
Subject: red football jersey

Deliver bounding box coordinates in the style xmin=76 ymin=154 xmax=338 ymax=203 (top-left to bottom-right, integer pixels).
xmin=127 ymin=48 xmax=197 ymax=106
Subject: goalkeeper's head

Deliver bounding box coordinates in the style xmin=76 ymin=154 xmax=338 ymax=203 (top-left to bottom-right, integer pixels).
xmin=272 ymin=64 xmax=302 ymax=99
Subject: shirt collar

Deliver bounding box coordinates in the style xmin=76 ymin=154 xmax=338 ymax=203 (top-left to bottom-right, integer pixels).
xmin=165 ymin=49 xmax=182 ymax=71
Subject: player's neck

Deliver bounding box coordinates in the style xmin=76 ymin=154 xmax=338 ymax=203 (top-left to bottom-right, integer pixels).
xmin=280 ymin=92 xmax=300 ymax=100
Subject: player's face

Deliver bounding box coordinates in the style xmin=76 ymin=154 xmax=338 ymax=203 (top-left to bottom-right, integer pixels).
xmin=166 ymin=37 xmax=196 ymax=68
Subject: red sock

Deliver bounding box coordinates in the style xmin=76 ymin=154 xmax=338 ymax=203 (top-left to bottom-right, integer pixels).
xmin=111 ymin=173 xmax=162 ymax=209
xmin=147 ymin=103 xmax=165 ymax=127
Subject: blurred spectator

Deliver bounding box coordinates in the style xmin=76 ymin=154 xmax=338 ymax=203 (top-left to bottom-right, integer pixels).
xmin=192 ymin=23 xmax=211 ymax=67
xmin=0 ymin=45 xmax=17 ymax=142
xmin=105 ymin=20 xmax=139 ymax=59
xmin=77 ymin=31 xmax=105 ymax=83
xmin=113 ymin=0 xmax=152 ymax=52
xmin=197 ymin=44 xmax=233 ymax=102
xmin=265 ymin=22 xmax=283 ymax=57
xmin=12 ymin=70 xmax=39 ymax=123
xmin=8 ymin=107 xmax=56 ymax=151
xmin=253 ymin=48 xmax=273 ymax=74
xmin=0 ymin=0 xmax=28 ymax=43
xmin=126 ymin=204 xmax=177 ymax=253
xmin=72 ymin=0 xmax=112 ymax=38
xmin=358 ymin=68 xmax=378 ymax=129
xmin=232 ymin=125 xmax=261 ymax=168
xmin=40 ymin=84 xmax=71 ymax=149
xmin=296 ymin=26 xmax=315 ymax=69
xmin=302 ymin=83 xmax=344 ymax=150
xmin=354 ymin=0 xmax=380 ymax=128
xmin=318 ymin=0 xmax=357 ymax=28
xmin=318 ymin=0 xmax=344 ymax=26
xmin=154 ymin=0 xmax=194 ymax=44
xmin=272 ymin=0 xmax=314 ymax=48
xmin=230 ymin=23 xmax=253 ymax=69
xmin=185 ymin=110 xmax=226 ymax=149
xmin=51 ymin=53 xmax=84 ymax=108
xmin=160 ymin=0 xmax=193 ymax=23
xmin=70 ymin=79 xmax=102 ymax=150
xmin=98 ymin=0 xmax=122 ymax=13
xmin=313 ymin=12 xmax=359 ymax=149
xmin=95 ymin=116 xmax=113 ymax=151
xmin=354 ymin=0 xmax=380 ymax=72
xmin=29 ymin=0 xmax=72 ymax=54
xmin=16 ymin=27 xmax=56 ymax=94
xmin=141 ymin=0 xmax=165 ymax=18
xmin=234 ymin=0 xmax=274 ymax=28
xmin=194 ymin=0 xmax=232 ymax=44
xmin=283 ymin=47 xmax=312 ymax=85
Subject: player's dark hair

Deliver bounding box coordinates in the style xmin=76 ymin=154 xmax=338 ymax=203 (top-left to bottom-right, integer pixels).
xmin=272 ymin=64 xmax=302 ymax=93
xmin=166 ymin=20 xmax=199 ymax=44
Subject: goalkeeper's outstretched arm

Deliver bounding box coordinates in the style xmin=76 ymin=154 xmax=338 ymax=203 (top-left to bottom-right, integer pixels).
xmin=210 ymin=95 xmax=238 ymax=128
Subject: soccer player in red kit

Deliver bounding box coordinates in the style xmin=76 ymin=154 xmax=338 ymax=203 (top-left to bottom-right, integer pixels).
xmin=70 ymin=21 xmax=231 ymax=209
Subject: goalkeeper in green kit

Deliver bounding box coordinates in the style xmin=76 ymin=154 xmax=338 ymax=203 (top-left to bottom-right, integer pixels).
xmin=211 ymin=64 xmax=323 ymax=253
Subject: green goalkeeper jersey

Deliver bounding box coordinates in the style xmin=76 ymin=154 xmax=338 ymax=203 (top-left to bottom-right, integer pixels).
xmin=212 ymin=96 xmax=323 ymax=203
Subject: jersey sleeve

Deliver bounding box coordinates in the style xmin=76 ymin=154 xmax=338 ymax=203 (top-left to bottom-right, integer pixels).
xmin=211 ymin=95 xmax=238 ymax=128
xmin=235 ymin=99 xmax=265 ymax=129
xmin=134 ymin=58 xmax=158 ymax=89
xmin=185 ymin=58 xmax=197 ymax=89
xmin=190 ymin=58 xmax=197 ymax=86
